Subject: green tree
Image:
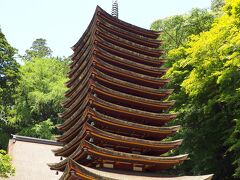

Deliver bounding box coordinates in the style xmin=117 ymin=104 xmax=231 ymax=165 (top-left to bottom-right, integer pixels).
xmin=0 ymin=29 xmax=19 ymax=149
xmin=211 ymin=0 xmax=225 ymax=13
xmin=155 ymin=0 xmax=240 ymax=179
xmin=19 ymin=119 xmax=55 ymax=139
xmin=0 ymin=29 xmax=19 ymax=111
xmin=0 ymin=150 xmax=15 ymax=177
xmin=15 ymin=57 xmax=68 ymax=138
xmin=22 ymin=38 xmax=52 ymax=61
xmin=151 ymin=8 xmax=214 ymax=52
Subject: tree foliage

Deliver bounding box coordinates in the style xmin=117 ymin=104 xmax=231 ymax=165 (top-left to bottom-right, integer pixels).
xmin=22 ymin=38 xmax=52 ymax=61
xmin=19 ymin=119 xmax=55 ymax=139
xmin=15 ymin=58 xmax=68 ymax=132
xmin=211 ymin=0 xmax=225 ymax=13
xmin=0 ymin=35 xmax=68 ymax=146
xmin=0 ymin=31 xmax=68 ymax=177
xmin=0 ymin=150 xmax=15 ymax=177
xmin=151 ymin=0 xmax=240 ymax=179
xmin=0 ymin=29 xmax=19 ymax=118
xmin=0 ymin=29 xmax=19 ymax=153
xmin=151 ymin=8 xmax=215 ymax=52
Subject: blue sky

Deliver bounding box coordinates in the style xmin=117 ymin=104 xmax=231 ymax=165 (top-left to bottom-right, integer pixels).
xmin=0 ymin=0 xmax=212 ymax=58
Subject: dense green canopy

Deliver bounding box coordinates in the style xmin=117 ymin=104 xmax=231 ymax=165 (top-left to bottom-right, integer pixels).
xmin=15 ymin=57 xmax=69 ymax=139
xmin=151 ymin=0 xmax=240 ymax=179
xmin=0 ymin=30 xmax=18 ymax=177
xmin=16 ymin=58 xmax=68 ymax=122
xmin=0 ymin=29 xmax=19 ymax=148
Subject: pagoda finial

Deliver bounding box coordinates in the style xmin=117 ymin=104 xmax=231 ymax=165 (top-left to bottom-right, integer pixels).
xmin=111 ymin=0 xmax=118 ymax=18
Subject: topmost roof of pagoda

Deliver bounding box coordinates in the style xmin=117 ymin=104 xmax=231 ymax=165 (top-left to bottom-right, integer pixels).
xmin=71 ymin=5 xmax=162 ymax=50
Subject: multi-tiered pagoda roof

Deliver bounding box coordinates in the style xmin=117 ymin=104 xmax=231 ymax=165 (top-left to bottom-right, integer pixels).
xmin=48 ymin=6 xmax=213 ymax=180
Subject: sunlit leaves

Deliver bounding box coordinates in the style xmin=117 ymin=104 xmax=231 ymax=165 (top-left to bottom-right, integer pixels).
xmin=0 ymin=150 xmax=15 ymax=177
xmin=153 ymin=0 xmax=240 ymax=178
xmin=151 ymin=9 xmax=214 ymax=52
xmin=18 ymin=119 xmax=55 ymax=139
xmin=16 ymin=58 xmax=68 ymax=126
xmin=22 ymin=38 xmax=52 ymax=61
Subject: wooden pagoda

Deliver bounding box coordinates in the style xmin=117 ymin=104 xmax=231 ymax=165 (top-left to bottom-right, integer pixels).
xmin=49 ymin=5 xmax=194 ymax=179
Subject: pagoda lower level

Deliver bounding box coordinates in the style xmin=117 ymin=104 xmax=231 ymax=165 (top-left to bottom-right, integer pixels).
xmin=49 ymin=6 xmax=212 ymax=180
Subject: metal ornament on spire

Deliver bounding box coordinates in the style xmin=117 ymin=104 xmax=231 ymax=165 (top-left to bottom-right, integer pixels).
xmin=111 ymin=0 xmax=118 ymax=18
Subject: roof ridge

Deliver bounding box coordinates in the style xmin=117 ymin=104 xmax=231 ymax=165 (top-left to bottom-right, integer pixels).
xmin=11 ymin=134 xmax=62 ymax=146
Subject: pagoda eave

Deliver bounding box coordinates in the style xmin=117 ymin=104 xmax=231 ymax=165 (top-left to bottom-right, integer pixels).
xmin=49 ymin=141 xmax=188 ymax=172
xmin=54 ymin=123 xmax=183 ymax=157
xmin=59 ymin=159 xmax=213 ymax=180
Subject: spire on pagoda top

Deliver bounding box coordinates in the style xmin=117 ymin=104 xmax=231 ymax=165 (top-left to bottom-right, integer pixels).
xmin=111 ymin=0 xmax=118 ymax=18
